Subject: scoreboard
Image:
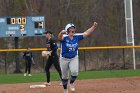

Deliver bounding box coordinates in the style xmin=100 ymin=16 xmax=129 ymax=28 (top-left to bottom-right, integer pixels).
xmin=0 ymin=16 xmax=45 ymax=37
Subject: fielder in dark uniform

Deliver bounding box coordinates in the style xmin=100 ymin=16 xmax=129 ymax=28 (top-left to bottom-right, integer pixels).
xmin=44 ymin=31 xmax=62 ymax=86
xmin=23 ymin=47 xmax=35 ymax=76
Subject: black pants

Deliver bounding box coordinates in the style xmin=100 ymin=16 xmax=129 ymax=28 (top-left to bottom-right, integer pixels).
xmin=25 ymin=60 xmax=32 ymax=74
xmin=45 ymin=54 xmax=62 ymax=83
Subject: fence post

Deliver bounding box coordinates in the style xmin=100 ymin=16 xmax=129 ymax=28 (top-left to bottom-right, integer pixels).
xmin=107 ymin=49 xmax=110 ymax=66
xmin=123 ymin=48 xmax=126 ymax=69
xmin=14 ymin=37 xmax=22 ymax=73
xmin=84 ymin=50 xmax=86 ymax=71
xmin=4 ymin=52 xmax=7 ymax=74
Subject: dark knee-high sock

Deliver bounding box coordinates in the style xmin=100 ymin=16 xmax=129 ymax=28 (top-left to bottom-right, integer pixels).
xmin=62 ymin=79 xmax=68 ymax=89
xmin=70 ymin=76 xmax=77 ymax=84
xmin=46 ymin=72 xmax=50 ymax=83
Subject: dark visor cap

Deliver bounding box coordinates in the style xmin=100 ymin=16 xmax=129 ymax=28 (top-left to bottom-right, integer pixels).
xmin=44 ymin=31 xmax=52 ymax=34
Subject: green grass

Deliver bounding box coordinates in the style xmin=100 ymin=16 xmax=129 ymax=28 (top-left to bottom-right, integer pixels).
xmin=78 ymin=69 xmax=140 ymax=80
xmin=0 ymin=69 xmax=140 ymax=84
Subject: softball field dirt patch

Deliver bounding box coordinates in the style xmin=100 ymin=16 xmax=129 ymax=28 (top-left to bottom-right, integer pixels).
xmin=0 ymin=77 xmax=140 ymax=93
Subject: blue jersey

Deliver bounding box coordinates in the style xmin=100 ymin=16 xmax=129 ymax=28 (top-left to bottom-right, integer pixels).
xmin=60 ymin=33 xmax=84 ymax=59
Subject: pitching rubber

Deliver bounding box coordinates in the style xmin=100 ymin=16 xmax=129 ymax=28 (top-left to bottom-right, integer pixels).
xmin=30 ymin=84 xmax=46 ymax=88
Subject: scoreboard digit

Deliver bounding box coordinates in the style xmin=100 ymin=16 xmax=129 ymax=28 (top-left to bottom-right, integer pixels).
xmin=0 ymin=16 xmax=45 ymax=37
xmin=22 ymin=18 xmax=26 ymax=24
xmin=34 ymin=21 xmax=44 ymax=28
xmin=20 ymin=25 xmax=25 ymax=31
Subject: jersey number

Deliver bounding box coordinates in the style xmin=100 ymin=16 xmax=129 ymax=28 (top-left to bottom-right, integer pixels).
xmin=69 ymin=48 xmax=75 ymax=51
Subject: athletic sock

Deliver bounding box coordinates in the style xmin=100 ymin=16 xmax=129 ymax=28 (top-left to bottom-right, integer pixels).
xmin=62 ymin=79 xmax=68 ymax=89
xmin=70 ymin=76 xmax=77 ymax=84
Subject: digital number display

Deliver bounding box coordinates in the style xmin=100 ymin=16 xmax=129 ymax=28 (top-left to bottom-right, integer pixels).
xmin=20 ymin=25 xmax=25 ymax=31
xmin=7 ymin=17 xmax=27 ymax=24
xmin=34 ymin=22 xmax=44 ymax=28
xmin=0 ymin=16 xmax=45 ymax=37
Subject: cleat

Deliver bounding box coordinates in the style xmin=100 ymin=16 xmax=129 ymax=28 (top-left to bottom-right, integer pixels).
xmin=59 ymin=82 xmax=63 ymax=86
xmin=44 ymin=82 xmax=51 ymax=86
xmin=24 ymin=73 xmax=27 ymax=76
xmin=64 ymin=89 xmax=68 ymax=93
xmin=28 ymin=74 xmax=32 ymax=76
xmin=70 ymin=83 xmax=75 ymax=92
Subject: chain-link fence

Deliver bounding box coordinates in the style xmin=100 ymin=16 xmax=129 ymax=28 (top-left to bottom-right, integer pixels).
xmin=0 ymin=46 xmax=140 ymax=74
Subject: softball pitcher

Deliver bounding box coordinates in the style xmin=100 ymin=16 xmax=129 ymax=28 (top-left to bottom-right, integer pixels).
xmin=58 ymin=22 xmax=98 ymax=93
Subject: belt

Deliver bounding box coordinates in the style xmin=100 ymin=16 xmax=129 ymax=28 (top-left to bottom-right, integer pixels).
xmin=62 ymin=55 xmax=78 ymax=59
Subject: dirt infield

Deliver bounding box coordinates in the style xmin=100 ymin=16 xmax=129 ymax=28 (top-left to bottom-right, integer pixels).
xmin=0 ymin=77 xmax=140 ymax=93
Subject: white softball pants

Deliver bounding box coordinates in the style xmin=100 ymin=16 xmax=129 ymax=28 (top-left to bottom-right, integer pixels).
xmin=60 ymin=55 xmax=79 ymax=79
